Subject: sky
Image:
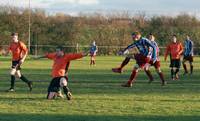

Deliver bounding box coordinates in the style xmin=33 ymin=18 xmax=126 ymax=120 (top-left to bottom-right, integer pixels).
xmin=1 ymin=0 xmax=200 ymax=16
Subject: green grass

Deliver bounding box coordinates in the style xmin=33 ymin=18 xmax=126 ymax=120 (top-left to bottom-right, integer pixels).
xmin=0 ymin=56 xmax=200 ymax=121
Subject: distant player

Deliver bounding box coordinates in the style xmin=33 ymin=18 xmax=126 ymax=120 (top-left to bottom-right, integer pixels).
xmin=182 ymin=35 xmax=194 ymax=75
xmin=5 ymin=32 xmax=32 ymax=92
xmin=113 ymin=32 xmax=157 ymax=87
xmin=90 ymin=41 xmax=98 ymax=66
xmin=145 ymin=33 xmax=166 ymax=86
xmin=164 ymin=35 xmax=183 ymax=80
xmin=36 ymin=46 xmax=87 ymax=100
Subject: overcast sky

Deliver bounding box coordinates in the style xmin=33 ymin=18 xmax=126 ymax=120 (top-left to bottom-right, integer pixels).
xmin=1 ymin=0 xmax=200 ymax=16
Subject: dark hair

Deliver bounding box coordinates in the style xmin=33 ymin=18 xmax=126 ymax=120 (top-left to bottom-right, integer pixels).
xmin=173 ymin=34 xmax=177 ymax=37
xmin=11 ymin=32 xmax=18 ymax=36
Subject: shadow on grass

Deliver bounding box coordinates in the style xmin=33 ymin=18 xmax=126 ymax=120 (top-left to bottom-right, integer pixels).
xmin=0 ymin=113 xmax=199 ymax=121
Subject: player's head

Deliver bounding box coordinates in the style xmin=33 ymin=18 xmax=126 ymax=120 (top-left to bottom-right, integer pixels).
xmin=11 ymin=32 xmax=19 ymax=43
xmin=56 ymin=46 xmax=64 ymax=57
xmin=186 ymin=35 xmax=190 ymax=40
xmin=131 ymin=32 xmax=141 ymax=41
xmin=172 ymin=34 xmax=177 ymax=43
xmin=148 ymin=33 xmax=155 ymax=41
xmin=92 ymin=41 xmax=96 ymax=46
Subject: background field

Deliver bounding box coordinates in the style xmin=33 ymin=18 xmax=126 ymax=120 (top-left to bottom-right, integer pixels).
xmin=0 ymin=56 xmax=200 ymax=121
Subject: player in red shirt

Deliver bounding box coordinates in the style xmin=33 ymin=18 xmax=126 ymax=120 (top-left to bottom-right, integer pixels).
xmin=36 ymin=46 xmax=88 ymax=100
xmin=164 ymin=35 xmax=183 ymax=80
xmin=5 ymin=32 xmax=32 ymax=92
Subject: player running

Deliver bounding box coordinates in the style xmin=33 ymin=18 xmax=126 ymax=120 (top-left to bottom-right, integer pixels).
xmin=36 ymin=46 xmax=88 ymax=100
xmin=5 ymin=32 xmax=32 ymax=92
xmin=164 ymin=35 xmax=183 ymax=80
xmin=113 ymin=32 xmax=157 ymax=87
xmin=182 ymin=35 xmax=194 ymax=75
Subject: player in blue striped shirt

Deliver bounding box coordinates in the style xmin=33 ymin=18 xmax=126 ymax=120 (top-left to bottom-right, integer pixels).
xmin=145 ymin=34 xmax=166 ymax=86
xmin=113 ymin=32 xmax=157 ymax=87
xmin=90 ymin=41 xmax=98 ymax=66
xmin=182 ymin=35 xmax=194 ymax=75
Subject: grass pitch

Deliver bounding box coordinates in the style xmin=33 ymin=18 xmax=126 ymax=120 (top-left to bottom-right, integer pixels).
xmin=0 ymin=56 xmax=200 ymax=121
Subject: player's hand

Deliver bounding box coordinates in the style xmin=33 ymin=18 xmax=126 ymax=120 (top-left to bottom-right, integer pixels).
xmin=118 ymin=50 xmax=124 ymax=55
xmin=19 ymin=59 xmax=24 ymax=65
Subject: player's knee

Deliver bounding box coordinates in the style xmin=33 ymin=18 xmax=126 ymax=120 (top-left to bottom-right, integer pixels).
xmin=156 ymin=68 xmax=162 ymax=73
xmin=60 ymin=77 xmax=68 ymax=87
xmin=47 ymin=92 xmax=56 ymax=100
xmin=134 ymin=64 xmax=139 ymax=69
xmin=10 ymin=69 xmax=16 ymax=75
xmin=15 ymin=70 xmax=22 ymax=78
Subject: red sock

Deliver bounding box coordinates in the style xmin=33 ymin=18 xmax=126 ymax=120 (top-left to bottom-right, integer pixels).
xmin=128 ymin=70 xmax=138 ymax=84
xmin=145 ymin=70 xmax=154 ymax=81
xmin=158 ymin=72 xmax=165 ymax=83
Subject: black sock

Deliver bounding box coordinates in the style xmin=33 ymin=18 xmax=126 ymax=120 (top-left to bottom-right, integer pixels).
xmin=190 ymin=65 xmax=193 ymax=74
xmin=171 ymin=69 xmax=174 ymax=79
xmin=63 ymin=86 xmax=70 ymax=95
xmin=175 ymin=69 xmax=179 ymax=75
xmin=11 ymin=75 xmax=15 ymax=89
xmin=20 ymin=75 xmax=29 ymax=83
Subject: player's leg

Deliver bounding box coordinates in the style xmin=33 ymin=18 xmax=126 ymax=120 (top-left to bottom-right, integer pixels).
xmin=60 ymin=77 xmax=72 ymax=100
xmin=90 ymin=56 xmax=93 ymax=65
xmin=144 ymin=63 xmax=154 ymax=83
xmin=121 ymin=65 xmax=139 ymax=87
xmin=154 ymin=61 xmax=166 ymax=86
xmin=7 ymin=61 xmax=18 ymax=92
xmin=174 ymin=59 xmax=181 ymax=80
xmin=182 ymin=57 xmax=188 ymax=75
xmin=92 ymin=56 xmax=96 ymax=65
xmin=47 ymin=78 xmax=59 ymax=99
xmin=16 ymin=70 xmax=32 ymax=91
xmin=8 ymin=68 xmax=17 ymax=92
xmin=170 ymin=59 xmax=175 ymax=80
xmin=189 ymin=56 xmax=193 ymax=74
xmin=112 ymin=57 xmax=131 ymax=73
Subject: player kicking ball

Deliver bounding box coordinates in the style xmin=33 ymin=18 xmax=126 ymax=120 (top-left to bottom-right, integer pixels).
xmin=113 ymin=32 xmax=157 ymax=87
xmin=36 ymin=46 xmax=88 ymax=100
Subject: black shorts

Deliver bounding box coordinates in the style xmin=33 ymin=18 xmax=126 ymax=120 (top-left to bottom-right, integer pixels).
xmin=170 ymin=59 xmax=181 ymax=68
xmin=183 ymin=56 xmax=193 ymax=62
xmin=47 ymin=76 xmax=68 ymax=93
xmin=12 ymin=60 xmax=21 ymax=70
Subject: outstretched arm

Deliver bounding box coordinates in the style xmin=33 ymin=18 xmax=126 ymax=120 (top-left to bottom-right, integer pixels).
xmin=65 ymin=52 xmax=88 ymax=61
xmin=34 ymin=53 xmax=56 ymax=60
xmin=118 ymin=43 xmax=136 ymax=55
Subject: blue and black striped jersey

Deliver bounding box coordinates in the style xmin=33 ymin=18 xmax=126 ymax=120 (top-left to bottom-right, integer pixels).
xmin=184 ymin=39 xmax=194 ymax=56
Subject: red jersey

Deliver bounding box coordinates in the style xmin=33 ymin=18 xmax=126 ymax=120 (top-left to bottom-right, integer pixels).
xmin=165 ymin=42 xmax=183 ymax=60
xmin=9 ymin=41 xmax=28 ymax=61
xmin=46 ymin=53 xmax=84 ymax=78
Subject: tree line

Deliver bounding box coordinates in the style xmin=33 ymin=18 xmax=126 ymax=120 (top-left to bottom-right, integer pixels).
xmin=0 ymin=6 xmax=200 ymax=55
